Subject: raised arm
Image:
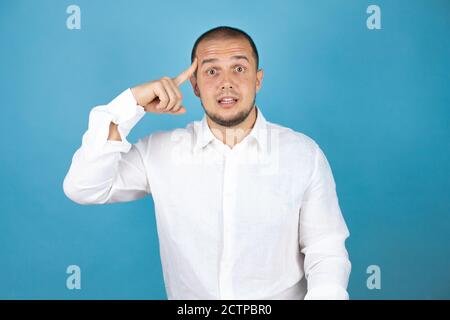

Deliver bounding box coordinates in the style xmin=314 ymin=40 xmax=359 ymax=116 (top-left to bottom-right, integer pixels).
xmin=63 ymin=59 xmax=198 ymax=205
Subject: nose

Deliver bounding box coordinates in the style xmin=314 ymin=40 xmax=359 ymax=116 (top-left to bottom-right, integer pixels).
xmin=220 ymin=72 xmax=233 ymax=90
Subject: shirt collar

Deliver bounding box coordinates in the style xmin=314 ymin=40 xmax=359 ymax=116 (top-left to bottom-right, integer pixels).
xmin=193 ymin=106 xmax=269 ymax=154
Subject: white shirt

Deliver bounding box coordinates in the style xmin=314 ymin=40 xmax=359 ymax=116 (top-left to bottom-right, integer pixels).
xmin=63 ymin=88 xmax=351 ymax=300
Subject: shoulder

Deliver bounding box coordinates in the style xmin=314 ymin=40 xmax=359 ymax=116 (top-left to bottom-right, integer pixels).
xmin=265 ymin=120 xmax=320 ymax=158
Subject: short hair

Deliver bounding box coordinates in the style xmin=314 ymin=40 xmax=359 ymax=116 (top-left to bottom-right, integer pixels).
xmin=191 ymin=26 xmax=259 ymax=70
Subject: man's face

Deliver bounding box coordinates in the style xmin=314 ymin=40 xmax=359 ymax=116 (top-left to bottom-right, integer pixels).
xmin=190 ymin=37 xmax=264 ymax=127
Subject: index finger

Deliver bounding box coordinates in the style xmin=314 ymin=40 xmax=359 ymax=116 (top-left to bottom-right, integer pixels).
xmin=174 ymin=57 xmax=198 ymax=86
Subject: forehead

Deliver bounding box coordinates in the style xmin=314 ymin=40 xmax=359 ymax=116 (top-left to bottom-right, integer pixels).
xmin=196 ymin=37 xmax=254 ymax=63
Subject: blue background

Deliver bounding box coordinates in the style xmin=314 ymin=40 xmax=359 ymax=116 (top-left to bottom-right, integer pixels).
xmin=0 ymin=0 xmax=449 ymax=299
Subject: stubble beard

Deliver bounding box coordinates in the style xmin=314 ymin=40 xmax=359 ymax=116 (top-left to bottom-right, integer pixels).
xmin=201 ymin=95 xmax=256 ymax=128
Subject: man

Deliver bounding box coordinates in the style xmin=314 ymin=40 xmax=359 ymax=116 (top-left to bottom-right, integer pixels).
xmin=63 ymin=26 xmax=351 ymax=300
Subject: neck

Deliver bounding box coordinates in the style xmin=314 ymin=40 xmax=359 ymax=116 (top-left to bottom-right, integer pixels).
xmin=207 ymin=106 xmax=258 ymax=149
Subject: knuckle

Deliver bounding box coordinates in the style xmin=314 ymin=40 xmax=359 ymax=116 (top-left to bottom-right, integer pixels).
xmin=157 ymin=82 xmax=163 ymax=89
xmin=158 ymin=79 xmax=168 ymax=88
xmin=167 ymin=89 xmax=175 ymax=98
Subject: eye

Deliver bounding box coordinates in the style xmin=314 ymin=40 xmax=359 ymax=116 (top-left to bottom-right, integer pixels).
xmin=207 ymin=68 xmax=216 ymax=76
xmin=235 ymin=66 xmax=245 ymax=73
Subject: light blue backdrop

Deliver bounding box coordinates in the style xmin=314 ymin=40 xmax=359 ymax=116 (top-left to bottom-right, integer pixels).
xmin=0 ymin=0 xmax=449 ymax=299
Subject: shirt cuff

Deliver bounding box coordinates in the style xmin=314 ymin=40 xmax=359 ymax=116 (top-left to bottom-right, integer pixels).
xmin=107 ymin=88 xmax=143 ymax=124
xmin=82 ymin=89 xmax=146 ymax=154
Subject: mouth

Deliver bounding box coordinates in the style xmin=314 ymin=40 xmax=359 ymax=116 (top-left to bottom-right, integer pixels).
xmin=217 ymin=96 xmax=239 ymax=109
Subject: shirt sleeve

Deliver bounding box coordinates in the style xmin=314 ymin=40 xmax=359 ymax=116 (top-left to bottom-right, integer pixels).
xmin=299 ymin=143 xmax=352 ymax=300
xmin=63 ymin=88 xmax=151 ymax=205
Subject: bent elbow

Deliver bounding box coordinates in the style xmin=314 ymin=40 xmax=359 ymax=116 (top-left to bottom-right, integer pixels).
xmin=63 ymin=176 xmax=87 ymax=205
xmin=62 ymin=175 xmax=108 ymax=205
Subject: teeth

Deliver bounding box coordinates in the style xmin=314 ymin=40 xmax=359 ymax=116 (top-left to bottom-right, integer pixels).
xmin=220 ymin=98 xmax=236 ymax=103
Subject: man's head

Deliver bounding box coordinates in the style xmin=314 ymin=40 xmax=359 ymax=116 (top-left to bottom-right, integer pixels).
xmin=189 ymin=26 xmax=264 ymax=127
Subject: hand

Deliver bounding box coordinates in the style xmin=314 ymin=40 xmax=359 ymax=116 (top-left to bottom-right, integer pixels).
xmin=130 ymin=58 xmax=198 ymax=115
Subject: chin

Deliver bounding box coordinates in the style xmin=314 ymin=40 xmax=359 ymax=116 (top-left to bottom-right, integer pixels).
xmin=203 ymin=103 xmax=255 ymax=128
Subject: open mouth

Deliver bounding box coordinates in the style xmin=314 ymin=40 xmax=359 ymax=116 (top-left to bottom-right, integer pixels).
xmin=217 ymin=96 xmax=239 ymax=108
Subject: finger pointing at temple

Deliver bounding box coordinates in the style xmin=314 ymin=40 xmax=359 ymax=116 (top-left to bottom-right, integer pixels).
xmin=174 ymin=57 xmax=198 ymax=86
xmin=130 ymin=58 xmax=198 ymax=114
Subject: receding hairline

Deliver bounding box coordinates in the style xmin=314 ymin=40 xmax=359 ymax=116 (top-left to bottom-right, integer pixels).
xmin=191 ymin=27 xmax=259 ymax=69
xmin=197 ymin=32 xmax=250 ymax=44
xmin=195 ymin=36 xmax=256 ymax=61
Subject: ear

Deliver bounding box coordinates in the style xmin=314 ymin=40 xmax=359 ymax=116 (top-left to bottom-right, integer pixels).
xmin=255 ymin=68 xmax=264 ymax=93
xmin=189 ymin=74 xmax=201 ymax=97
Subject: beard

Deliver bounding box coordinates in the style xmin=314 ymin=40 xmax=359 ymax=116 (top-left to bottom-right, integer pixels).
xmin=201 ymin=95 xmax=256 ymax=128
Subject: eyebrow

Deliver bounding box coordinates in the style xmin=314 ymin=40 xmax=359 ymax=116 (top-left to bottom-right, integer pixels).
xmin=201 ymin=55 xmax=249 ymax=66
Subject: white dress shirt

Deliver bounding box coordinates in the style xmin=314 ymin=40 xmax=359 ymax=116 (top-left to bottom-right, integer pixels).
xmin=63 ymin=88 xmax=351 ymax=300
